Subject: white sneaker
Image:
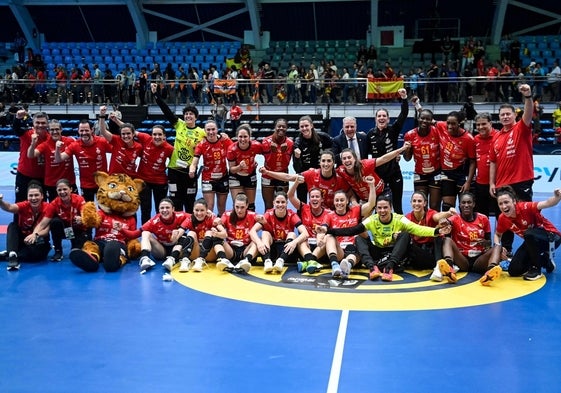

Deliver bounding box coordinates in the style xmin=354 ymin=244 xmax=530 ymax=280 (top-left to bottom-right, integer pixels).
xmin=340 ymin=259 xmax=352 ymax=276
xmin=236 ymin=258 xmax=251 ymax=273
xmin=332 ymin=262 xmax=342 ymax=278
xmin=192 ymin=257 xmax=206 ymax=272
xmin=263 ymin=258 xmax=273 ymax=273
xmin=179 ymin=257 xmax=191 ymax=272
xmin=139 ymin=256 xmax=156 ymax=271
xmin=216 ymin=258 xmax=234 ymax=271
xmin=430 ymin=266 xmax=443 ymax=282
xmin=452 ymin=264 xmax=460 ymax=273
xmin=273 ymin=257 xmax=285 ymax=273
xmin=162 ymin=256 xmax=177 ymax=272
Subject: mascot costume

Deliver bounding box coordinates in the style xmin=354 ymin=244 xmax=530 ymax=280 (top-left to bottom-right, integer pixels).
xmin=70 ymin=172 xmax=145 ymax=272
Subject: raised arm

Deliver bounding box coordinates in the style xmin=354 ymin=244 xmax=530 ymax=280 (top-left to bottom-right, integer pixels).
xmin=287 ymin=175 xmax=303 ymax=210
xmin=151 ymin=82 xmax=179 ymax=126
xmin=258 ymin=167 xmax=298 ymax=183
xmin=360 ymin=176 xmax=377 ymax=217
xmin=375 ymin=141 xmax=411 ymax=167
xmin=537 ymin=189 xmax=561 ymax=210
xmin=97 ymin=105 xmax=113 ymax=142
xmin=26 ymin=131 xmax=40 ymax=158
xmin=519 ymin=84 xmax=533 ymax=127
xmin=0 ymin=194 xmax=19 ymax=214
xmin=54 ymin=140 xmax=70 ymax=162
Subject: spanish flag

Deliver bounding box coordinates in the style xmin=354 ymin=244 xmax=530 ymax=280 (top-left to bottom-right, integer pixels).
xmin=367 ymin=78 xmax=404 ymax=100
xmin=213 ymin=79 xmax=237 ymax=95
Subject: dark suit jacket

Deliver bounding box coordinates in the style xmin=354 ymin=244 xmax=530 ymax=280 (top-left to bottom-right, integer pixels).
xmin=332 ymin=131 xmax=368 ymax=165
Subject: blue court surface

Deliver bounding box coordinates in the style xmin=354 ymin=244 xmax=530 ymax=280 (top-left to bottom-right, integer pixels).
xmin=1 ymin=189 xmax=561 ymax=393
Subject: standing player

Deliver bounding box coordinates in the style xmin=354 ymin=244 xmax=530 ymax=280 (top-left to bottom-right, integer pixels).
xmin=189 ymin=120 xmax=233 ymax=216
xmin=151 ymin=82 xmax=206 ymax=213
xmin=489 ymin=83 xmax=535 ymax=255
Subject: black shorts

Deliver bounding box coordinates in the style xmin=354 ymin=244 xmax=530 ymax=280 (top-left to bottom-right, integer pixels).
xmin=441 ymin=169 xmax=466 ymax=196
xmin=229 ymin=171 xmax=257 ymax=189
xmin=202 ymin=175 xmax=229 ymax=194
xmin=261 ymin=177 xmax=289 ymax=189
xmin=414 ymin=172 xmax=442 ymax=189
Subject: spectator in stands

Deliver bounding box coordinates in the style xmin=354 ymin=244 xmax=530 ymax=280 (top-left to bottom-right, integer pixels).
xmin=12 ymin=109 xmax=49 ymax=202
xmin=547 ymin=60 xmax=560 ymax=102
xmin=189 ymin=120 xmax=233 ymax=216
xmin=553 ymin=101 xmax=561 ymax=144
xmin=341 ymin=67 xmax=351 ymax=104
xmin=489 ymin=83 xmax=534 ymax=255
xmin=212 ymin=97 xmax=228 ymax=132
xmin=55 ymin=119 xmax=111 ymax=202
xmin=426 ymin=62 xmax=439 ymax=102
xmin=27 ymin=119 xmax=76 ymax=201
xmin=151 ymin=82 xmax=206 ymax=214
xmin=366 ymin=45 xmax=378 ymax=64
xmin=292 ymin=115 xmax=333 ymax=203
xmin=127 ymin=66 xmax=136 ymax=105
xmin=138 ymin=67 xmax=148 ymax=105
xmin=0 ymin=181 xmax=51 ymax=271
xmin=509 ymin=37 xmax=521 ymax=68
xmin=286 ymin=64 xmax=300 ymax=104
xmin=473 ymin=113 xmax=498 ymax=217
xmin=261 ymin=62 xmax=275 ymax=104
xmin=92 ymin=64 xmax=103 ymax=103
xmin=366 ymin=88 xmax=410 ymax=214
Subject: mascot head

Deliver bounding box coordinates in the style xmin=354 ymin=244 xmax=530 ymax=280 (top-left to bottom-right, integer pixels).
xmin=94 ymin=172 xmax=145 ymax=216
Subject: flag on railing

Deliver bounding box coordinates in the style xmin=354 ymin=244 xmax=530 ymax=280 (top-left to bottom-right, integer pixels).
xmin=366 ymin=77 xmax=405 ymax=100
xmin=213 ymin=79 xmax=237 ymax=95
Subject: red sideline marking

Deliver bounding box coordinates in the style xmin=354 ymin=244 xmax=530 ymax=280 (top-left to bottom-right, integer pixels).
xmin=0 ymin=225 xmax=7 ymax=234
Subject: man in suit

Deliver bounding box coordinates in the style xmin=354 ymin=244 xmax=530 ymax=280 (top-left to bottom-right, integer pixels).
xmin=332 ymin=116 xmax=368 ymax=165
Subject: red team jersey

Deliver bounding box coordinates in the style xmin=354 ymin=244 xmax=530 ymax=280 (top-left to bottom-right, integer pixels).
xmin=18 ymin=129 xmax=49 ymax=178
xmin=435 ymin=122 xmax=476 ymax=171
xmin=488 ymin=121 xmax=534 ymax=187
xmin=221 ymin=210 xmax=257 ymax=246
xmin=137 ymin=138 xmax=174 ymax=185
xmin=474 ymin=130 xmax=497 ymax=185
xmin=227 ymin=141 xmax=263 ymax=176
xmin=326 ymin=205 xmax=362 ymax=245
xmin=194 ymin=136 xmax=234 ymax=181
xmin=262 ymin=208 xmax=302 ymax=241
xmin=15 ymin=201 xmax=49 ymax=236
xmin=403 ymin=127 xmax=441 ymax=175
xmin=302 ymin=168 xmax=348 ymax=209
xmin=94 ymin=211 xmax=138 ymax=244
xmin=36 ymin=136 xmax=76 ymax=186
xmin=298 ymin=204 xmax=333 ymax=241
xmin=449 ymin=213 xmax=491 ymax=257
xmin=44 ymin=194 xmax=86 ymax=229
xmin=181 ymin=213 xmax=218 ymax=241
xmin=336 ymin=159 xmax=384 ymax=200
xmin=405 ymin=209 xmax=438 ymax=245
xmin=141 ymin=211 xmax=189 ymax=246
xmin=64 ymin=137 xmax=111 ymax=189
xmin=496 ymin=202 xmax=561 ymax=238
xmin=261 ymin=136 xmax=294 ymax=178
xmin=108 ymin=137 xmax=144 ymax=177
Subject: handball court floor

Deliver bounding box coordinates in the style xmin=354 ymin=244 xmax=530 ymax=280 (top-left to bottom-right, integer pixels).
xmin=1 ymin=188 xmax=561 ymax=393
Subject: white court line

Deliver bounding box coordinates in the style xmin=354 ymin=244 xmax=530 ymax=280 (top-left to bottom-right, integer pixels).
xmin=327 ymin=309 xmax=349 ymax=393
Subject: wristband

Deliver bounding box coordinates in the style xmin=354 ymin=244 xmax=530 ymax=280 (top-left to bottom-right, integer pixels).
xmin=524 ymin=95 xmax=532 ymax=99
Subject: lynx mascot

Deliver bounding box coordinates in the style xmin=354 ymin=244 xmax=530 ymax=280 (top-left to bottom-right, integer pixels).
xmin=70 ymin=172 xmax=145 ymax=272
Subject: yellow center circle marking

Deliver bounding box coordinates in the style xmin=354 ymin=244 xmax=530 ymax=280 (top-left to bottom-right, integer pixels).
xmin=172 ymin=265 xmax=545 ymax=311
